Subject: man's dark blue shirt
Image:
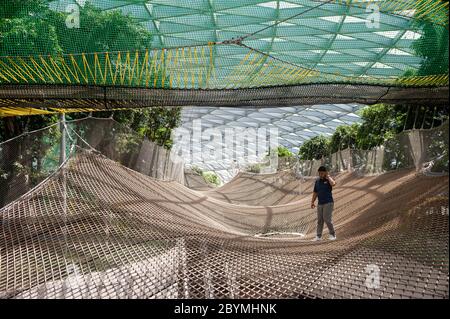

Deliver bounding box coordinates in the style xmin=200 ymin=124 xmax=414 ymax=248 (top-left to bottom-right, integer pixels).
xmin=313 ymin=178 xmax=334 ymax=205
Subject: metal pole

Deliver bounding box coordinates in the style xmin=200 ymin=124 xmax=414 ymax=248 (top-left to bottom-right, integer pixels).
xmin=403 ymin=105 xmax=410 ymax=131
xmin=59 ymin=113 xmax=66 ymax=165
xmin=421 ymin=106 xmax=427 ymax=129
xmin=59 ymin=112 xmax=69 ymax=281
xmin=431 ymin=106 xmax=437 ymax=129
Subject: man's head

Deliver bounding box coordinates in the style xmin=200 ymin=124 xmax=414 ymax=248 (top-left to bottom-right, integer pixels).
xmin=318 ymin=166 xmax=328 ymax=179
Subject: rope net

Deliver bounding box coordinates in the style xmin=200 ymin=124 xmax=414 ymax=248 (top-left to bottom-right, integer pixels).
xmin=1 ymin=146 xmax=448 ymax=299
xmin=0 ymin=117 xmax=185 ymax=209
xmin=0 ymin=118 xmax=448 ymax=299
xmin=298 ymin=119 xmax=449 ymax=176
xmin=0 ymin=122 xmax=64 ymax=208
xmin=0 ymin=0 xmax=449 ymax=110
xmin=203 ymin=170 xmax=308 ymax=206
xmin=68 ymin=117 xmax=185 ymax=183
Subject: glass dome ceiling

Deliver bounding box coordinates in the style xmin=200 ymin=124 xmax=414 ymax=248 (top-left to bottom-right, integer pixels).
xmin=179 ymin=103 xmax=362 ymax=149
xmin=174 ymin=103 xmax=363 ymax=180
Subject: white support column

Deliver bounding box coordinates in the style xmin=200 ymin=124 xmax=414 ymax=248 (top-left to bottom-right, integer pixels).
xmin=59 ymin=113 xmax=66 ymax=165
xmin=59 ymin=112 xmax=70 ymax=287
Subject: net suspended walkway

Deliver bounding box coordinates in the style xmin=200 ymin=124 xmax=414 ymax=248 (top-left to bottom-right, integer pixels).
xmin=0 ymin=146 xmax=448 ymax=299
xmin=203 ymin=170 xmax=310 ymax=206
xmin=0 ymin=0 xmax=449 ymax=113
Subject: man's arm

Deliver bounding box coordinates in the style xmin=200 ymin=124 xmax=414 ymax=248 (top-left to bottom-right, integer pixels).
xmin=326 ymin=174 xmax=336 ymax=187
xmin=311 ymin=192 xmax=318 ymax=209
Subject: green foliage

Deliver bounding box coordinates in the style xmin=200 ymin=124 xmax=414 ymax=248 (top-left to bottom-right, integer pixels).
xmin=412 ymin=22 xmax=449 ymax=76
xmin=276 ymin=146 xmax=293 ymax=158
xmin=298 ymin=104 xmax=449 ymax=174
xmin=0 ymin=0 xmax=48 ymax=19
xmin=0 ymin=16 xmax=61 ymax=56
xmin=114 ymin=132 xmax=141 ymax=156
xmin=428 ymin=121 xmax=449 ymax=172
xmin=355 ymin=104 xmax=406 ymax=149
xmin=297 ymin=104 xmax=437 ymax=160
xmin=48 ymin=3 xmax=152 ymax=54
xmin=298 ymin=135 xmax=330 ymax=161
xmin=0 ymin=0 xmax=178 ymax=147
xmin=0 ymin=2 xmax=152 ymax=57
xmin=0 ymin=2 xmax=55 ymax=55
xmin=141 ymin=107 xmax=181 ymax=149
xmin=0 ymin=1 xmax=180 ymax=205
xmin=111 ymin=108 xmax=181 ymax=149
xmin=0 ymin=117 xmax=61 ymax=207
xmin=329 ymin=124 xmax=358 ymax=153
xmin=0 ymin=1 xmax=60 ymax=56
xmin=202 ymin=171 xmax=220 ymax=186
xmin=0 ymin=114 xmax=59 ymax=142
xmin=247 ymin=163 xmax=261 ymax=173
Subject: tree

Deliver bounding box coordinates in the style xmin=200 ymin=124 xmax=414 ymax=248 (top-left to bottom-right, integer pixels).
xmin=0 ymin=0 xmax=60 ymax=56
xmin=0 ymin=0 xmax=47 ymax=19
xmin=276 ymin=146 xmax=293 ymax=158
xmin=0 ymin=1 xmax=179 ymax=146
xmin=49 ymin=3 xmax=151 ymax=54
xmin=74 ymin=107 xmax=182 ymax=150
xmin=329 ymin=124 xmax=359 ymax=153
xmin=355 ymin=104 xmax=406 ymax=149
xmin=412 ymin=19 xmax=449 ymax=76
xmin=298 ymin=135 xmax=330 ymax=160
xmin=0 ymin=113 xmax=60 ymax=207
xmin=297 ymin=103 xmax=448 ymax=174
xmin=0 ymin=2 xmax=181 ymax=207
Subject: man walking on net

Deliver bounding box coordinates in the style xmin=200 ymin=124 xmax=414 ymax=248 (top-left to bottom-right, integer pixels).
xmin=311 ymin=166 xmax=336 ymax=241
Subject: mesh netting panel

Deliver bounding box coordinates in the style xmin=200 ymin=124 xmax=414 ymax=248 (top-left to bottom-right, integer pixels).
xmin=0 ymin=118 xmax=184 ymax=208
xmin=183 ymin=169 xmax=215 ymax=192
xmin=204 ymin=170 xmax=307 ymax=206
xmin=0 ymin=84 xmax=448 ymax=111
xmin=298 ymin=121 xmax=449 ymax=176
xmin=0 ymin=148 xmax=448 ymax=299
xmin=0 ymin=123 xmax=65 ymax=208
xmin=0 ymin=0 xmax=448 ymax=109
xmin=68 ymin=118 xmax=184 ymax=183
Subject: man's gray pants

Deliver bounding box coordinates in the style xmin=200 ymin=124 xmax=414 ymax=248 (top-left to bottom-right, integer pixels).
xmin=317 ymin=202 xmax=335 ymax=237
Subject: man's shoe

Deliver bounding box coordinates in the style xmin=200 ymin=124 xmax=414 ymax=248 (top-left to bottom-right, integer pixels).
xmin=312 ymin=236 xmax=322 ymax=241
xmin=328 ymin=234 xmax=336 ymax=241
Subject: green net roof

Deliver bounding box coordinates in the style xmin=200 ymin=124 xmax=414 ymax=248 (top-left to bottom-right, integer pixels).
xmin=45 ymin=0 xmax=447 ymax=79
xmin=0 ymin=0 xmax=448 ymax=109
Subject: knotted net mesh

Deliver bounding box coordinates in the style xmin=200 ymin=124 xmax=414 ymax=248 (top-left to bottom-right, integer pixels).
xmin=0 ymin=0 xmax=449 ymax=111
xmin=0 ymin=118 xmax=448 ymax=299
xmin=297 ymin=120 xmax=449 ymax=176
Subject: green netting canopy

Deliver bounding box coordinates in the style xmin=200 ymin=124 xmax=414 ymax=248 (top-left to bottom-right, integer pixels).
xmin=0 ymin=0 xmax=448 ymax=111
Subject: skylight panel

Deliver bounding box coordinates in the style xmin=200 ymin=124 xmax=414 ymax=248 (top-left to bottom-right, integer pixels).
xmin=320 ymin=16 xmax=343 ymax=23
xmin=336 ymin=34 xmax=355 ymax=40
xmin=257 ymin=1 xmax=278 ymax=9
xmin=372 ymin=62 xmax=392 ymax=69
xmin=353 ymin=62 xmax=370 ymax=67
xmin=387 ymin=48 xmax=411 ymax=56
xmin=344 ymin=16 xmax=367 ymax=23
xmin=279 ymin=1 xmax=304 ymax=9
xmin=402 ymin=31 xmax=421 ymax=40
xmin=374 ymin=31 xmax=400 ymax=39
